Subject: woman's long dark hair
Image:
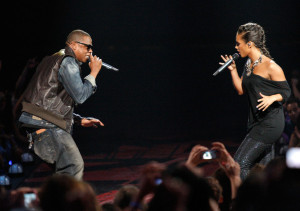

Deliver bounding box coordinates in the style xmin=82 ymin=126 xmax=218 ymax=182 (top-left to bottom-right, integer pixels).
xmin=237 ymin=22 xmax=272 ymax=59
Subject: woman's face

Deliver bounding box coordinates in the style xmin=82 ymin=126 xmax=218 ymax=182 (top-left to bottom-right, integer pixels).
xmin=235 ymin=33 xmax=250 ymax=58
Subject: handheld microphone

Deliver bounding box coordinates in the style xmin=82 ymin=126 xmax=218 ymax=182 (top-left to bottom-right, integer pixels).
xmin=213 ymin=53 xmax=239 ymax=76
xmin=102 ymin=62 xmax=119 ymax=72
xmin=88 ymin=55 xmax=119 ymax=71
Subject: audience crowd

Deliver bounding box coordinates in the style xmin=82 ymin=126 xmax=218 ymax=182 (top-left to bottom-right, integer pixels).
xmin=1 ymin=57 xmax=300 ymax=210
xmin=0 ymin=58 xmax=39 ymax=186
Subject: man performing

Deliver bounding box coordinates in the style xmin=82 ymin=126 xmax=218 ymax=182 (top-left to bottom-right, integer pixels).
xmin=18 ymin=29 xmax=104 ymax=180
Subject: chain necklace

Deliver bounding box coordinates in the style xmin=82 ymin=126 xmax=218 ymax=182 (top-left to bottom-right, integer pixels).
xmin=245 ymin=54 xmax=262 ymax=76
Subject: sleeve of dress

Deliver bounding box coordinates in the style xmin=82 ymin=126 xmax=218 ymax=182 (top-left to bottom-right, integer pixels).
xmin=277 ymin=81 xmax=291 ymax=103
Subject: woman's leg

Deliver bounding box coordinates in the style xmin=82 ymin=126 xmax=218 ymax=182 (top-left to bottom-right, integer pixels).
xmin=234 ymin=134 xmax=273 ymax=180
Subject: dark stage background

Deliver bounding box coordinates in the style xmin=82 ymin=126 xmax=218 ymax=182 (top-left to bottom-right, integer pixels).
xmin=1 ymin=0 xmax=300 ymax=152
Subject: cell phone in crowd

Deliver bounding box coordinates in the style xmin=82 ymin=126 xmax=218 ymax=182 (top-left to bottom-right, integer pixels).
xmin=155 ymin=178 xmax=163 ymax=186
xmin=24 ymin=192 xmax=37 ymax=209
xmin=202 ymin=150 xmax=218 ymax=160
xmin=286 ymin=148 xmax=300 ymax=169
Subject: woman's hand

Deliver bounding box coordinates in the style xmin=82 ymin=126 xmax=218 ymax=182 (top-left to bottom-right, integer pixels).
xmin=257 ymin=93 xmax=282 ymax=111
xmin=220 ymin=54 xmax=237 ymax=72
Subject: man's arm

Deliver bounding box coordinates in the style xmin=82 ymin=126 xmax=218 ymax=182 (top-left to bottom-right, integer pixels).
xmin=73 ymin=113 xmax=104 ymax=127
xmin=58 ymin=57 xmax=97 ymax=104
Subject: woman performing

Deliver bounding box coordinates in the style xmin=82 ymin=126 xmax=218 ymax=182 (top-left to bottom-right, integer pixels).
xmin=219 ymin=22 xmax=291 ymax=180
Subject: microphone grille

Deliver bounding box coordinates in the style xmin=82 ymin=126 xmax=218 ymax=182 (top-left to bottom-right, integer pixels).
xmin=232 ymin=53 xmax=239 ymax=60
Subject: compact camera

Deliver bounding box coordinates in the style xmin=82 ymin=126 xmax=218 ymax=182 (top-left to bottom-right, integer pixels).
xmin=202 ymin=150 xmax=218 ymax=160
xmin=24 ymin=192 xmax=37 ymax=208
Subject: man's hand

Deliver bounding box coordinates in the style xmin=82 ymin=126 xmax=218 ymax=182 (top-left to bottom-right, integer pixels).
xmin=81 ymin=118 xmax=104 ymax=128
xmin=137 ymin=161 xmax=166 ymax=200
xmin=89 ymin=53 xmax=102 ymax=79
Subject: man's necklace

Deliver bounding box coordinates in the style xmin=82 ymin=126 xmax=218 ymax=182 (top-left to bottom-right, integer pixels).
xmin=246 ymin=55 xmax=262 ymax=76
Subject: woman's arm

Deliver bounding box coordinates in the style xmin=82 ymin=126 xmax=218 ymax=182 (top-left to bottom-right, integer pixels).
xmin=220 ymin=55 xmax=244 ymax=95
xmin=257 ymin=93 xmax=283 ymax=111
xmin=230 ymin=70 xmax=244 ymax=95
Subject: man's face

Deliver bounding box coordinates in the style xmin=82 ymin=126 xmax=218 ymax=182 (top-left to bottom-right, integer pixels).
xmin=72 ymin=36 xmax=93 ymax=63
xmin=287 ymin=102 xmax=300 ymax=124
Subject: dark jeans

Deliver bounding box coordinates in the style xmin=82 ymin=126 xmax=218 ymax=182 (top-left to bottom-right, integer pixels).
xmin=32 ymin=127 xmax=84 ymax=180
xmin=234 ymin=134 xmax=274 ymax=181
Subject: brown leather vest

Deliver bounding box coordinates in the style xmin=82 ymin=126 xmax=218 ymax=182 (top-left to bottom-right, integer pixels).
xmin=22 ymin=46 xmax=80 ymax=133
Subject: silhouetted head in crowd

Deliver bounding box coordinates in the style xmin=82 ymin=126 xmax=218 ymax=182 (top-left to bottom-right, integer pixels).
xmin=234 ymin=156 xmax=300 ymax=211
xmin=286 ymin=97 xmax=300 ymax=124
xmin=206 ymin=176 xmax=223 ymax=204
xmin=247 ymin=163 xmax=265 ymax=179
xmin=101 ymin=202 xmax=119 ymax=211
xmin=148 ymin=164 xmax=217 ymax=211
xmin=263 ymin=156 xmax=286 ymax=182
xmin=233 ymin=171 xmax=266 ymax=211
xmin=113 ymin=185 xmax=140 ymax=210
xmin=262 ymin=155 xmax=300 ymax=211
xmin=213 ymin=167 xmax=231 ymax=211
xmin=39 ymin=174 xmax=100 ymax=211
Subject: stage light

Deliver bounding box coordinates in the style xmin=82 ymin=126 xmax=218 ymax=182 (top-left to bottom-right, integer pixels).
xmin=21 ymin=152 xmax=34 ymax=163
xmin=8 ymin=163 xmax=23 ymax=176
xmin=0 ymin=175 xmax=11 ymax=187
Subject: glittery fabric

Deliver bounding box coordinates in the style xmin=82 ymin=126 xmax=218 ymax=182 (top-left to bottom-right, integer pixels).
xmin=234 ymin=134 xmax=274 ymax=181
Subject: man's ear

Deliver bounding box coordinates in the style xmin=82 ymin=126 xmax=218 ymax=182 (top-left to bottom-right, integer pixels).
xmin=68 ymin=41 xmax=77 ymax=51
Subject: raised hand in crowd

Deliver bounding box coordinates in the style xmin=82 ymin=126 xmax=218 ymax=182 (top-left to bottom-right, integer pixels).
xmin=185 ymin=142 xmax=241 ymax=200
xmin=211 ymin=142 xmax=241 ymax=199
xmin=131 ymin=161 xmax=166 ymax=210
xmin=185 ymin=144 xmax=209 ymax=168
xmin=0 ymin=186 xmax=39 ymax=211
xmin=138 ymin=161 xmax=166 ymax=197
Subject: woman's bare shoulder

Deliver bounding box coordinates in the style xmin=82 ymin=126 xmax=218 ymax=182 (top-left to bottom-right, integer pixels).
xmin=266 ymin=60 xmax=286 ymax=81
